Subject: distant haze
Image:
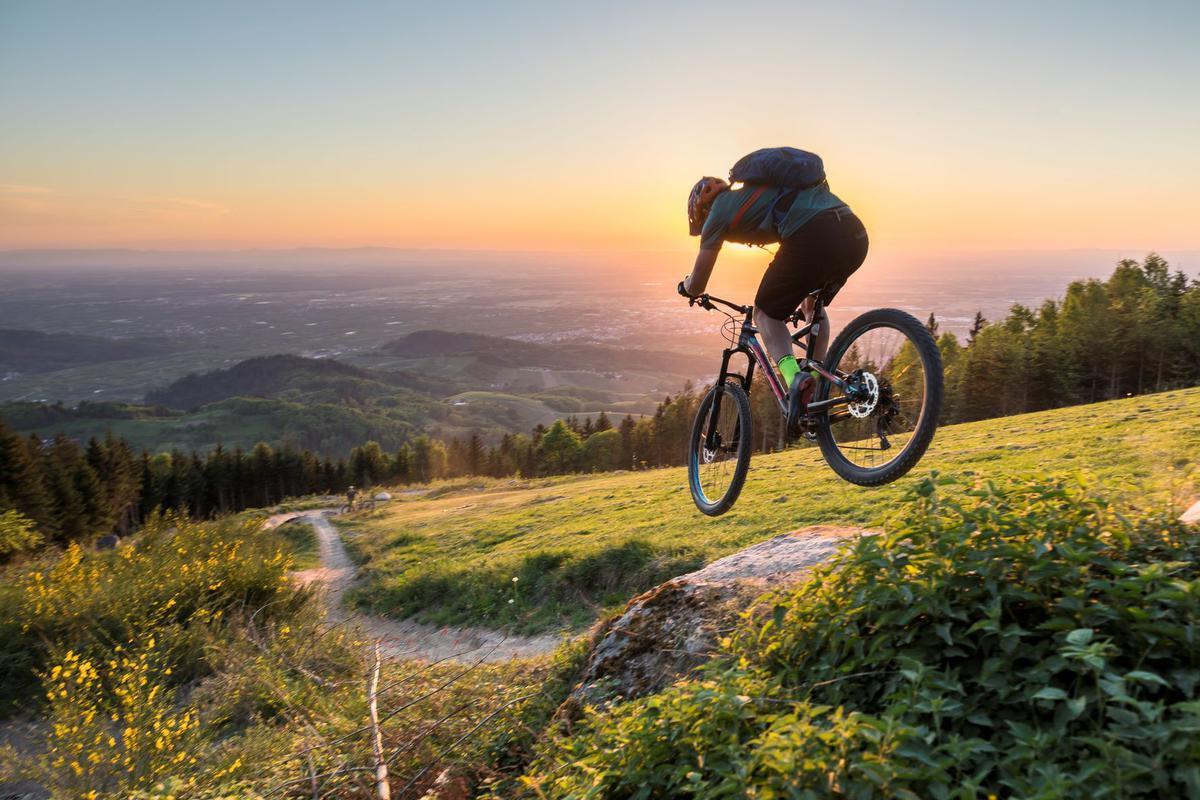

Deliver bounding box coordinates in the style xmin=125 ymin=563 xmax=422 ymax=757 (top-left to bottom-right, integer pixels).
xmin=1 ymin=245 xmax=1196 ymax=284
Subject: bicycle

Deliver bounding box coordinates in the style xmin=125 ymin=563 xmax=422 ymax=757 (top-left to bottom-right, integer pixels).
xmin=338 ymin=496 xmax=377 ymax=514
xmin=685 ymin=289 xmax=943 ymax=515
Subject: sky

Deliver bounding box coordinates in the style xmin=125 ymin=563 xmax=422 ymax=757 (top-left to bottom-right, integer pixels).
xmin=1 ymin=0 xmax=1198 ymax=261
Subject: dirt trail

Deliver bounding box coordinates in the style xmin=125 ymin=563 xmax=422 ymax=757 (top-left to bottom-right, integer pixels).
xmin=265 ymin=511 xmax=561 ymax=662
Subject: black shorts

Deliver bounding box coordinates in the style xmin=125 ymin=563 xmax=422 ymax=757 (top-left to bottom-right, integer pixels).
xmin=754 ymin=207 xmax=869 ymax=320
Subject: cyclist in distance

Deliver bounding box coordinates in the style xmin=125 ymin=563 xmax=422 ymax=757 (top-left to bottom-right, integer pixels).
xmin=679 ymin=160 xmax=868 ymax=436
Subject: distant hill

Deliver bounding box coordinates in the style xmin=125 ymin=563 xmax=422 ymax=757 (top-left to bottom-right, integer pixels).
xmin=144 ymin=353 xmax=449 ymax=410
xmin=0 ymin=328 xmax=173 ymax=373
xmin=3 ymin=350 xmax=668 ymax=457
xmin=380 ymin=329 xmax=694 ymax=373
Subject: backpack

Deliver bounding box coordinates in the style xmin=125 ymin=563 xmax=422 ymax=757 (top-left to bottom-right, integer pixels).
xmin=728 ymin=147 xmax=825 ymax=189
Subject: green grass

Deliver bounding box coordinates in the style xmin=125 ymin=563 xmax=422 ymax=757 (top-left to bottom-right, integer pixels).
xmin=338 ymin=388 xmax=1200 ymax=634
xmin=276 ymin=518 xmax=321 ymax=569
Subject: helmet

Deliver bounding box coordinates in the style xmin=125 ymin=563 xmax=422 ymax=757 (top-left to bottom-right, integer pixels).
xmin=687 ymin=177 xmax=729 ymax=235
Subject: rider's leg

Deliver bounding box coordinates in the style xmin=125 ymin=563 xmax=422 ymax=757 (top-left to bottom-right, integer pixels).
xmin=755 ymin=304 xmax=813 ymax=439
xmin=800 ymin=296 xmax=831 ymax=362
xmin=754 ymin=305 xmax=798 ymax=379
xmin=755 ymin=303 xmax=827 ymax=378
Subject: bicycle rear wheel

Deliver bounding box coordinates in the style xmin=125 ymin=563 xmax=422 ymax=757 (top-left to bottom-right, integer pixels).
xmin=814 ymin=308 xmax=943 ymax=486
xmin=688 ymin=380 xmax=753 ymax=515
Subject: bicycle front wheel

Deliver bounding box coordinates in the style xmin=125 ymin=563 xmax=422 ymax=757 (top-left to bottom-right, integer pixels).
xmin=814 ymin=308 xmax=943 ymax=486
xmin=688 ymin=380 xmax=753 ymax=516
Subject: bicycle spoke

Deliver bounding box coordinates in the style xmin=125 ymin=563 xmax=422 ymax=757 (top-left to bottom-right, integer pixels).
xmin=691 ymin=385 xmax=746 ymax=508
xmin=824 ymin=324 xmax=927 ymax=471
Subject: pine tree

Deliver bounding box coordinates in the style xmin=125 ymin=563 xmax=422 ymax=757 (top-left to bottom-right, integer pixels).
xmin=968 ymin=311 xmax=987 ymax=345
xmin=925 ymin=312 xmax=939 ymax=336
xmin=87 ymin=433 xmax=140 ymax=532
xmin=350 ymin=441 xmax=387 ymax=486
xmin=42 ymin=436 xmax=109 ymax=543
xmin=250 ymin=442 xmax=274 ymax=507
xmin=393 ymin=445 xmax=412 ymax=484
xmin=137 ymin=452 xmax=158 ymax=520
xmin=467 ymin=433 xmax=484 ymax=475
xmin=0 ymin=421 xmax=52 ymax=534
xmin=618 ymin=415 xmax=637 ymax=469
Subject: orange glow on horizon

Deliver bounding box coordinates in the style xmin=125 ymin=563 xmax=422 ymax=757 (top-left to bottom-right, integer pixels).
xmin=3 ymin=170 xmax=1196 ymax=255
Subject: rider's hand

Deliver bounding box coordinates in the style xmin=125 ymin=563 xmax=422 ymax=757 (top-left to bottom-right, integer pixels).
xmin=677 ymin=278 xmax=693 ymax=298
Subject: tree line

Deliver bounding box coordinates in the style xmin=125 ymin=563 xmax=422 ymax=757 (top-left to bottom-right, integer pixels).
xmin=2 ymin=255 xmax=1195 ymax=557
xmin=933 ymin=254 xmax=1199 ymax=421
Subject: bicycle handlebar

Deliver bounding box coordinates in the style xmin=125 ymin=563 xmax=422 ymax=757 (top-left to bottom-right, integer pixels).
xmin=688 ymin=292 xmax=752 ymax=315
xmin=687 ymin=292 xmax=811 ymax=327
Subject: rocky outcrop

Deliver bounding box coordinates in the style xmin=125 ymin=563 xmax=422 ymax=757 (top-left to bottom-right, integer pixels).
xmin=565 ymin=526 xmax=869 ymax=712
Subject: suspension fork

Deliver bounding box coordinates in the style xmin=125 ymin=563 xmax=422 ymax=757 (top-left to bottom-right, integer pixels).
xmin=704 ymin=346 xmax=752 ymax=450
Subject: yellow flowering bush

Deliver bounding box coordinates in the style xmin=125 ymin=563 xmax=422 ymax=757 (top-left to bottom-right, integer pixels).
xmin=2 ymin=512 xmax=291 ymax=705
xmin=36 ymin=641 xmax=201 ymax=795
xmin=0 ymin=511 xmax=326 ymax=797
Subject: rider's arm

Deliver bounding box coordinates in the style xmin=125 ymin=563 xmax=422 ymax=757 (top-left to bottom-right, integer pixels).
xmin=683 ymin=248 xmax=719 ymax=296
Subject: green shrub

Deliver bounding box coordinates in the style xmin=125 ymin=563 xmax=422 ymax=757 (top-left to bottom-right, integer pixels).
xmin=518 ymin=475 xmax=1200 ymax=798
xmin=0 ymin=509 xmax=42 ymax=559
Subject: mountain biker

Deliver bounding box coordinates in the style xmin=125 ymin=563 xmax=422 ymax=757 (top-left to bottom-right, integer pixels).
xmin=678 ymin=164 xmax=868 ymax=437
xmin=346 ymin=484 xmax=358 ymax=508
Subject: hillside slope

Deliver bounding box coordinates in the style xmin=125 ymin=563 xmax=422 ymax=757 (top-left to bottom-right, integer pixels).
xmin=510 ymin=473 xmax=1200 ymax=798
xmin=0 ymin=352 xmax=659 ymax=456
xmin=144 ymin=353 xmax=436 ymax=409
xmin=381 ymin=329 xmax=698 ymax=374
xmin=339 ymin=387 xmax=1200 ymax=633
xmin=0 ymin=328 xmax=174 ymax=373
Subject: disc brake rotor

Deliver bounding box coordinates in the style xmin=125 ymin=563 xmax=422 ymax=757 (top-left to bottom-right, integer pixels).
xmin=847 ymin=372 xmax=880 ymax=418
xmin=701 ymin=435 xmax=721 ymax=463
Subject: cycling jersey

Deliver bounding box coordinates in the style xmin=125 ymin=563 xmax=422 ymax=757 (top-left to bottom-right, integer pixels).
xmin=699 ymin=182 xmax=848 ymax=251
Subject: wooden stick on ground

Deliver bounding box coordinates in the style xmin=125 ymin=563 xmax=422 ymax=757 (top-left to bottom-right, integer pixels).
xmin=369 ymin=640 xmax=392 ymax=800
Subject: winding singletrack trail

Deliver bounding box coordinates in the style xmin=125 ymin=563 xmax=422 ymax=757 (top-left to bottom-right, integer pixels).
xmin=265 ymin=511 xmax=561 ymax=662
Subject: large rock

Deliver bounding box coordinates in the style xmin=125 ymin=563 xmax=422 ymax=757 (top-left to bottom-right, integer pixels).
xmin=565 ymin=526 xmax=867 ymax=712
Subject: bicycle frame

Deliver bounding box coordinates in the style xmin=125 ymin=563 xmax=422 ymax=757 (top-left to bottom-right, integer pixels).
xmin=697 ymin=291 xmax=854 ymax=450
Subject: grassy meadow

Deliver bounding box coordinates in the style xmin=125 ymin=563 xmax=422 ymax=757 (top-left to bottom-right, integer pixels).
xmin=1 ymin=388 xmax=1196 ymax=797
xmin=275 ymin=517 xmax=322 ymax=570
xmin=338 ymin=387 xmax=1200 ymax=634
